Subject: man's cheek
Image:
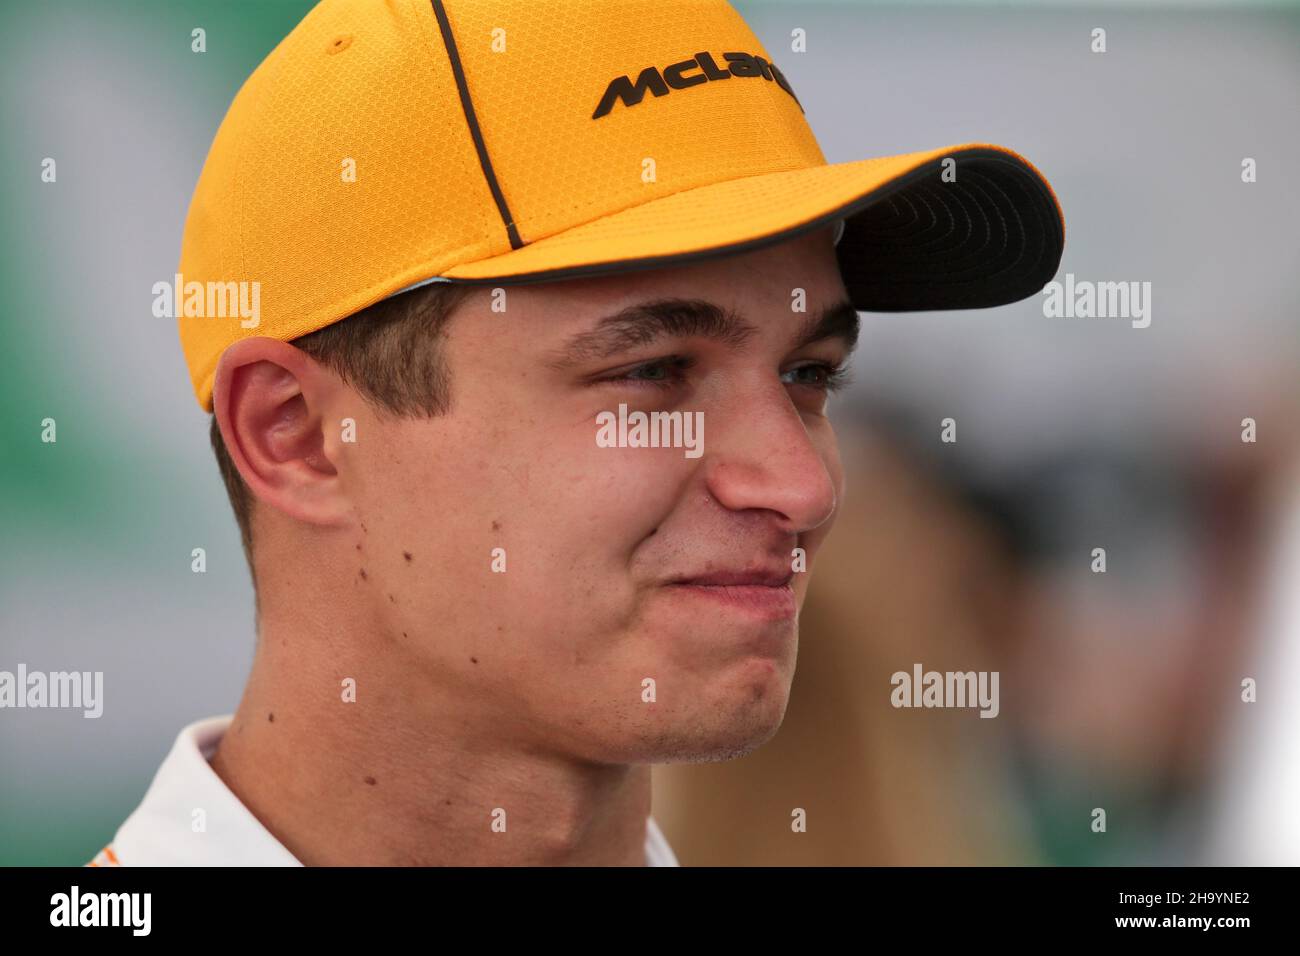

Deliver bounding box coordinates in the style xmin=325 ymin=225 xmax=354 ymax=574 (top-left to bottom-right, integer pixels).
xmin=497 ymin=556 xmax=638 ymax=657
xmin=590 ymin=441 xmax=696 ymax=503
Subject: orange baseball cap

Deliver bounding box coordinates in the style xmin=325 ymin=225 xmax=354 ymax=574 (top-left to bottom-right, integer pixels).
xmin=178 ymin=0 xmax=1064 ymax=411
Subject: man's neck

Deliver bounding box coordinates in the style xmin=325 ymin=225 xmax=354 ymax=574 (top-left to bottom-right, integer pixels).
xmin=209 ymin=627 xmax=654 ymax=866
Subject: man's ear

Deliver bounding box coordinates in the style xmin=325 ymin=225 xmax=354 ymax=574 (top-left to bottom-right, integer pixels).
xmin=211 ymin=337 xmax=353 ymax=528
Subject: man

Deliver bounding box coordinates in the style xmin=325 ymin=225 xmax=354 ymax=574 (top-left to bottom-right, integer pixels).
xmin=91 ymin=0 xmax=1062 ymax=866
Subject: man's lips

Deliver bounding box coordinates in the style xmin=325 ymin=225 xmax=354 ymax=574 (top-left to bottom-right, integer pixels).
xmin=669 ymin=569 xmax=794 ymax=588
xmin=662 ymin=568 xmax=797 ymax=620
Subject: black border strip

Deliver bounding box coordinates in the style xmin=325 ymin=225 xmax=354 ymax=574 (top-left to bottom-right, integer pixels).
xmin=430 ymin=0 xmax=523 ymax=249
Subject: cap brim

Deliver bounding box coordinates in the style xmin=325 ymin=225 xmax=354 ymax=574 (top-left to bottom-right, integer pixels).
xmin=436 ymin=142 xmax=1064 ymax=312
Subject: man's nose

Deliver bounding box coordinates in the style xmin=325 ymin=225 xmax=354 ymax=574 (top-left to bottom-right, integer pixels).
xmin=701 ymin=388 xmax=838 ymax=535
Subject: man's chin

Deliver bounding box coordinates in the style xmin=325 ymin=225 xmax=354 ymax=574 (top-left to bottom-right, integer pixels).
xmin=642 ymin=715 xmax=788 ymax=765
xmin=628 ymin=665 xmax=793 ymax=764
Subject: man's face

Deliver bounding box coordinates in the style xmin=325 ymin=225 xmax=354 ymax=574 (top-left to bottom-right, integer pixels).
xmin=349 ymin=226 xmax=853 ymax=764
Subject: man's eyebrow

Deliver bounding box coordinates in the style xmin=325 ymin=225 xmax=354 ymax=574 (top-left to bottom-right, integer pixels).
xmin=790 ymin=299 xmax=860 ymax=354
xmin=544 ymin=295 xmax=860 ymax=371
xmin=545 ymin=298 xmax=757 ymax=369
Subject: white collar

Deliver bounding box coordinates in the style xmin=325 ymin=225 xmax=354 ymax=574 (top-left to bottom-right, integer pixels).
xmin=96 ymin=714 xmax=679 ymax=866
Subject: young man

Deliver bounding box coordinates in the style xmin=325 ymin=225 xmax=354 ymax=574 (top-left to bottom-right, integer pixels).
xmin=91 ymin=0 xmax=1062 ymax=866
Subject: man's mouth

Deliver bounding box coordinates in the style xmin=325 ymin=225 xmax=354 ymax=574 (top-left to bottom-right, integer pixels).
xmin=663 ymin=568 xmax=797 ymax=621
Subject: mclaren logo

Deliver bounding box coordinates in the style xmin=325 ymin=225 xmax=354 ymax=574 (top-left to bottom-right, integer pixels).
xmin=592 ymin=51 xmax=802 ymax=119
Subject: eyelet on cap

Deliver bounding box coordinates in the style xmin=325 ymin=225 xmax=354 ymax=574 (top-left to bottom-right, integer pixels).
xmin=327 ymin=35 xmax=352 ymax=54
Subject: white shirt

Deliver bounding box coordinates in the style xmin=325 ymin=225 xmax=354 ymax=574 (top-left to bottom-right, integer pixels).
xmin=89 ymin=714 xmax=679 ymax=867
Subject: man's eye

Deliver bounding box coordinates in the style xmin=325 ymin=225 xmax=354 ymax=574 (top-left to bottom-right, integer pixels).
xmin=782 ymin=362 xmax=851 ymax=392
xmin=604 ymin=356 xmax=693 ymax=388
xmin=596 ymin=357 xmax=850 ymax=392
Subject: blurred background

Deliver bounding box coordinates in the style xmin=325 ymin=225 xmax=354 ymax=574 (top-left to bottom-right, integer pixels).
xmin=2 ymin=0 xmax=1297 ymax=865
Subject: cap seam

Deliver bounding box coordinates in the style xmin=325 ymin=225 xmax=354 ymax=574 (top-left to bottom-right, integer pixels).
xmin=427 ymin=0 xmax=522 ymax=250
